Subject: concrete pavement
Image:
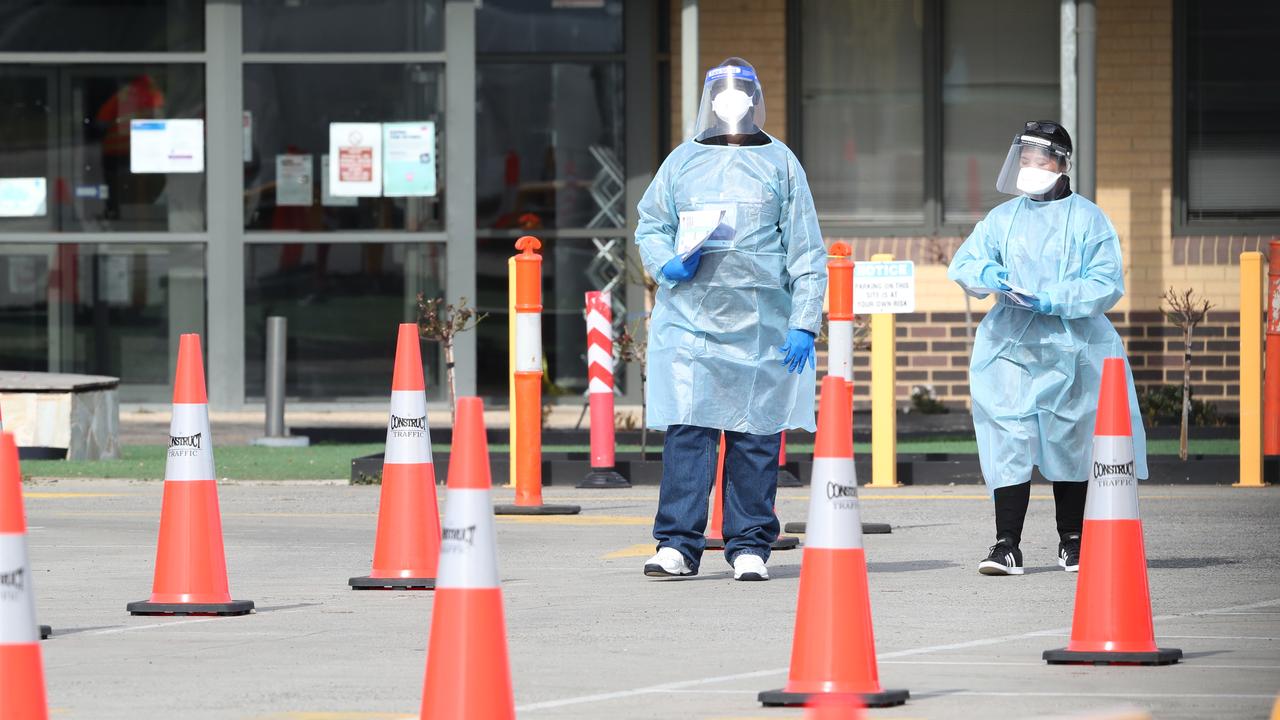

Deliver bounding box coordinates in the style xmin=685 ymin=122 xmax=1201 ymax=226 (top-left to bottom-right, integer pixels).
xmin=22 ymin=480 xmax=1280 ymax=719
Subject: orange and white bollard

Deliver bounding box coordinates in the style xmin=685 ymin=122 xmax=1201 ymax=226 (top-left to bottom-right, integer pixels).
xmin=0 ymin=432 xmax=50 ymax=720
xmin=494 ymin=237 xmax=580 ymax=516
xmin=578 ymin=291 xmax=629 ymax=489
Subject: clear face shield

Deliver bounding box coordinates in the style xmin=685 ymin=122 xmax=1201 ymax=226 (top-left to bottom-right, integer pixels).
xmin=995 ymin=135 xmax=1072 ymax=196
xmin=692 ymin=59 xmax=766 ymax=142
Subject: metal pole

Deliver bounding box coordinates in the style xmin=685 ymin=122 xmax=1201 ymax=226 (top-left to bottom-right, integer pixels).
xmin=1076 ymin=0 xmax=1096 ymax=200
xmin=264 ymin=316 xmax=287 ymax=437
xmin=253 ymin=316 xmax=308 ymax=447
xmin=681 ymin=0 xmax=699 ymax=142
xmin=1237 ymin=252 xmax=1267 ymax=487
xmin=1060 ymin=0 xmax=1078 ymax=184
xmin=868 ymin=253 xmax=901 ymax=488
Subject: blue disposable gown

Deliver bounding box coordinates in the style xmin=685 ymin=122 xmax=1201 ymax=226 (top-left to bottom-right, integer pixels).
xmin=948 ymin=193 xmax=1149 ymax=490
xmin=636 ymin=135 xmax=828 ymax=435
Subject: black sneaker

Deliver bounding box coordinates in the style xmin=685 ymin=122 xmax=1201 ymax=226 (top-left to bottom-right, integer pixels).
xmin=1058 ymin=534 xmax=1081 ymax=573
xmin=978 ymin=538 xmax=1024 ymax=576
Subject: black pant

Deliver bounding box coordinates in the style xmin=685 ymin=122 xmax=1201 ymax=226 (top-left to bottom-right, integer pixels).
xmin=993 ymin=481 xmax=1087 ymax=546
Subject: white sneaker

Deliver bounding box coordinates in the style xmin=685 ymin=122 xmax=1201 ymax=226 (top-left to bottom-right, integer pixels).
xmin=643 ymin=547 xmax=695 ymax=577
xmin=733 ymin=554 xmax=769 ymax=581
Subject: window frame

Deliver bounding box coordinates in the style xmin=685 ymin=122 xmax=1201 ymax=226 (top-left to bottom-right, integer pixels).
xmin=1171 ymin=0 xmax=1280 ymax=236
xmin=787 ymin=0 xmax=1059 ymax=238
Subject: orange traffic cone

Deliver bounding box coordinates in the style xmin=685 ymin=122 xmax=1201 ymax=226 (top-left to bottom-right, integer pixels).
xmin=350 ymin=324 xmax=441 ymax=590
xmin=0 ymin=432 xmax=49 ymax=720
xmin=420 ymin=396 xmax=514 ymax=719
xmin=806 ymin=693 xmax=865 ymax=720
xmin=128 ymin=334 xmax=253 ymax=616
xmin=760 ymin=376 xmax=908 ymax=708
xmin=705 ymin=432 xmax=798 ymax=552
xmin=1 ymin=406 xmax=54 ymax=641
xmin=1044 ymin=358 xmax=1181 ymax=665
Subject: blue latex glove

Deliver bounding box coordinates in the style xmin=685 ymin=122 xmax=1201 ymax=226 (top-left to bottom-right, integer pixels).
xmin=779 ymin=329 xmax=816 ymax=374
xmin=979 ymin=265 xmax=1010 ymax=290
xmin=1031 ymin=295 xmax=1053 ymax=314
xmin=661 ymin=249 xmax=702 ymax=283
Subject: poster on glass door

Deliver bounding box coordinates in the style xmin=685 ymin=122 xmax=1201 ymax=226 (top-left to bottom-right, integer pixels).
xmin=328 ymin=122 xmax=382 ymax=197
xmin=382 ymin=121 xmax=436 ymax=197
xmin=130 ymin=119 xmax=205 ymax=173
xmin=276 ymin=154 xmax=314 ymax=207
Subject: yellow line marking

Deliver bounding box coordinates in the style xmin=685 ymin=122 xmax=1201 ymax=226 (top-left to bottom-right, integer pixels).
xmin=253 ymin=714 xmax=415 ymax=720
xmin=23 ymin=492 xmax=124 ymax=499
xmin=496 ymin=514 xmax=651 ymax=526
xmin=602 ymin=543 xmax=655 ymax=559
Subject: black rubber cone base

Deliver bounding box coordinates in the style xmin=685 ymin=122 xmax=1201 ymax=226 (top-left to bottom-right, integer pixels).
xmin=127 ymin=599 xmax=254 ymax=616
xmin=705 ymin=535 xmax=799 ymax=551
xmin=349 ymin=575 xmax=436 ymax=590
xmin=40 ymin=625 xmax=51 ymax=640
xmin=758 ymin=687 xmax=909 ymax=708
xmin=493 ymin=503 xmax=581 ymax=515
xmin=777 ymin=468 xmax=803 ymax=487
xmin=1043 ymin=647 xmax=1182 ymax=666
xmin=783 ymin=521 xmax=892 ymax=535
xmin=577 ymin=469 xmax=630 ymax=489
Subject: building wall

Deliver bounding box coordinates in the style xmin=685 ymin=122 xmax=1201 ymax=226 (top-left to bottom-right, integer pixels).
xmin=661 ymin=0 xmax=1256 ymax=412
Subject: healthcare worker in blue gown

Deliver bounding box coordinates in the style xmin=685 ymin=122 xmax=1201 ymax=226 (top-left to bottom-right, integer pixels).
xmin=635 ymin=57 xmax=827 ymax=582
xmin=949 ymin=120 xmax=1148 ymax=577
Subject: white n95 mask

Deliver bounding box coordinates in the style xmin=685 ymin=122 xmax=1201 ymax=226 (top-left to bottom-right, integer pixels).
xmin=1016 ymin=167 xmax=1061 ymax=195
xmin=711 ymin=89 xmax=752 ymax=126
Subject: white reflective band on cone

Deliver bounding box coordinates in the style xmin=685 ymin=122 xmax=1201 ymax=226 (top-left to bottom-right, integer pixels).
xmin=1083 ymin=435 xmax=1140 ymax=521
xmin=437 ymin=489 xmax=500 ymax=589
xmin=166 ymin=403 xmax=215 ymax=481
xmin=385 ymin=390 xmax=433 ymax=465
xmin=515 ymin=313 xmax=542 ymax=373
xmin=827 ymin=321 xmax=854 ymax=382
xmin=805 ymin=457 xmax=864 ymax=550
xmin=0 ymin=533 xmax=38 ymax=644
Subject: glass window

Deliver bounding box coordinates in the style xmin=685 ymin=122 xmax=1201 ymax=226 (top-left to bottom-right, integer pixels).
xmin=941 ymin=1 xmax=1059 ymax=225
xmin=476 ymin=63 xmax=624 ymax=230
xmin=244 ymin=242 xmax=445 ymax=399
xmin=0 ymin=0 xmax=204 ymax=52
xmin=0 ymin=64 xmax=206 ymax=233
xmin=243 ymin=0 xmax=444 ymax=53
xmin=1182 ymin=1 xmax=1280 ymax=223
xmin=243 ymin=63 xmax=444 ymax=232
xmin=0 ymin=243 xmax=206 ymax=402
xmin=474 ymin=236 xmax=624 ymax=397
xmin=476 ymin=0 xmax=624 ymax=54
xmin=799 ymin=1 xmax=924 ymax=225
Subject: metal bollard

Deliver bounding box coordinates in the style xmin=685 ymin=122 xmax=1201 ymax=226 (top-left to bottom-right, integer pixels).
xmin=252 ymin=316 xmax=309 ymax=447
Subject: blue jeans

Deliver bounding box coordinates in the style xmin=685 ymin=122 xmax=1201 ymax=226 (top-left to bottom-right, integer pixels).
xmin=653 ymin=424 xmax=781 ymax=571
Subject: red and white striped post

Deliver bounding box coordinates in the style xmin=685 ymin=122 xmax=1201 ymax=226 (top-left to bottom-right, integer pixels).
xmin=494 ymin=236 xmax=579 ymax=516
xmin=579 ymin=291 xmax=629 ymax=488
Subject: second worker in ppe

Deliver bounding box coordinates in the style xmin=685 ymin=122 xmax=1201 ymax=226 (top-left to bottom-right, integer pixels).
xmin=635 ymin=57 xmax=827 ymax=582
xmin=948 ymin=120 xmax=1149 ymax=577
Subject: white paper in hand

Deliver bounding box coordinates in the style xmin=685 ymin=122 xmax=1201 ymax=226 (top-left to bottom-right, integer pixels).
xmin=676 ymin=209 xmax=725 ymax=260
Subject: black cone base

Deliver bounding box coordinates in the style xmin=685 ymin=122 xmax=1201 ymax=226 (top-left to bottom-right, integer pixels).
xmin=349 ymin=575 xmax=436 ymax=590
xmin=577 ymin=469 xmax=630 ymax=489
xmin=783 ymin=521 xmax=892 ymax=535
xmin=493 ymin=503 xmax=581 ymax=515
xmin=776 ymin=469 xmax=803 ymax=487
xmin=1043 ymin=647 xmax=1182 ymax=666
xmin=705 ymin=535 xmax=799 ymax=551
xmin=40 ymin=625 xmax=50 ymax=640
xmin=758 ymin=687 xmax=909 ymax=708
xmin=127 ymin=599 xmax=254 ymax=616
